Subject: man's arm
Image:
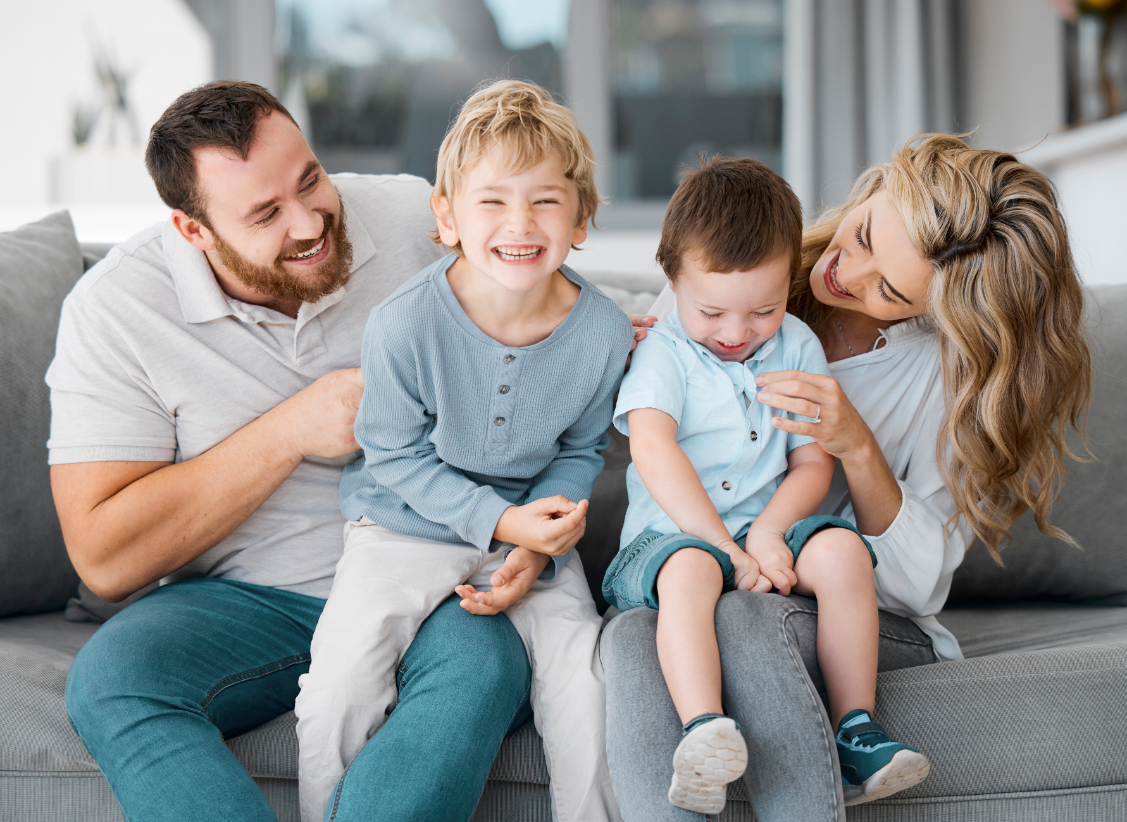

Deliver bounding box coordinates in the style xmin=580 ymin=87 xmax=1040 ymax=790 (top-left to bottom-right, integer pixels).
xmin=52 ymin=368 xmax=364 ymax=602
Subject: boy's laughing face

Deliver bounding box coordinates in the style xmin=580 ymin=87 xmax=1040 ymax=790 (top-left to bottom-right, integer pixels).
xmin=432 ymin=144 xmax=587 ymax=293
xmin=671 ymin=252 xmax=791 ymax=362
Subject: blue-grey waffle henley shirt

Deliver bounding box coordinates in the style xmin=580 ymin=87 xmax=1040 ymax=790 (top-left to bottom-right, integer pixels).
xmin=340 ymin=253 xmax=634 ymax=577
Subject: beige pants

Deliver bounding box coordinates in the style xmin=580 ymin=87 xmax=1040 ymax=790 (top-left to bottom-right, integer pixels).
xmin=294 ymin=519 xmax=621 ymax=822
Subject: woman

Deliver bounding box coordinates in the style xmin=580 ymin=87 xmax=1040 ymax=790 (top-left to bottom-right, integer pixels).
xmin=603 ymin=134 xmax=1092 ymax=821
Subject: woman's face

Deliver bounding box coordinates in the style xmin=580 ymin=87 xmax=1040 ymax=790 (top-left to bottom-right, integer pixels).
xmin=809 ymin=190 xmax=933 ymax=321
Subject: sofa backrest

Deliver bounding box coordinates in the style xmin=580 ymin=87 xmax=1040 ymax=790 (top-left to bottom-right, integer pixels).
xmin=949 ymin=284 xmax=1127 ymax=604
xmin=0 ymin=213 xmax=87 ymax=617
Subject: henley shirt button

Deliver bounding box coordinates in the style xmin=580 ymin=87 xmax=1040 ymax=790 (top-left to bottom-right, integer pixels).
xmin=499 ymin=385 xmax=510 ymax=394
xmin=494 ymin=416 xmax=506 ymax=426
xmin=750 ymin=431 xmax=758 ymax=441
xmin=722 ymin=480 xmax=732 ymax=490
xmin=503 ymin=354 xmax=516 ymax=364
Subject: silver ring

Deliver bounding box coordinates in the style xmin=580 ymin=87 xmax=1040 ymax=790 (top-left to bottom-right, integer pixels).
xmin=810 ymin=404 xmax=822 ymax=424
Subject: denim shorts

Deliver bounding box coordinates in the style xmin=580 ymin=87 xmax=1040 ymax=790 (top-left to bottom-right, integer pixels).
xmin=601 ymin=515 xmax=874 ymax=612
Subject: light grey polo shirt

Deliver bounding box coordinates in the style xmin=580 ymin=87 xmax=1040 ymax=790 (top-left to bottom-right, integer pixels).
xmin=46 ymin=173 xmax=444 ymax=599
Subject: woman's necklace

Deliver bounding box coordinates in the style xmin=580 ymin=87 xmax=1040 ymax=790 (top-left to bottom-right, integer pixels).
xmin=835 ymin=317 xmax=856 ymax=357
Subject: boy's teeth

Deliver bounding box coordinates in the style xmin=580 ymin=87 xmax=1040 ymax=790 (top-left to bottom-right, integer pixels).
xmin=495 ymin=247 xmax=541 ymax=260
xmin=287 ymin=239 xmax=324 ymax=260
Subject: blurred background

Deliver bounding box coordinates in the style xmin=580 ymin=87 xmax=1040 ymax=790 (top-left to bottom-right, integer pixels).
xmin=3 ymin=0 xmax=1127 ymax=292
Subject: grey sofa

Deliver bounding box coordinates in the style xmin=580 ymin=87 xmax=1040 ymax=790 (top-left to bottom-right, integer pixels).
xmin=2 ymin=210 xmax=1126 ymax=822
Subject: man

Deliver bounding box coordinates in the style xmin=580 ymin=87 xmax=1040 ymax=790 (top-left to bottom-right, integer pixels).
xmin=50 ymin=80 xmax=533 ymax=822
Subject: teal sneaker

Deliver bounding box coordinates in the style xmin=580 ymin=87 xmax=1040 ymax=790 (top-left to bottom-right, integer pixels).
xmin=836 ymin=710 xmax=930 ymax=806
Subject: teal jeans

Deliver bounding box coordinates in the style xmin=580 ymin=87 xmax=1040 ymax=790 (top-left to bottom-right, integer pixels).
xmin=65 ymin=578 xmax=532 ymax=822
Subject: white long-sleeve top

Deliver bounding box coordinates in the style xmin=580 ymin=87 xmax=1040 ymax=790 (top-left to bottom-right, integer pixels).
xmin=649 ymin=287 xmax=970 ymax=660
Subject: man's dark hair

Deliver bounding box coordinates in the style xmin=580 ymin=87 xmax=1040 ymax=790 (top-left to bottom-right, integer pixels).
xmin=656 ymin=156 xmax=802 ymax=282
xmin=145 ymin=81 xmax=297 ymax=227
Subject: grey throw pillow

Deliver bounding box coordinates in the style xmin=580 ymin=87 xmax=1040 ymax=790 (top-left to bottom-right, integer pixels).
xmin=0 ymin=211 xmax=85 ymax=616
xmin=950 ymin=284 xmax=1127 ymax=604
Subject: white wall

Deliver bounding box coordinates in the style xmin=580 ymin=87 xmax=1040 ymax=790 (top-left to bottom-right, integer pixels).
xmin=1024 ymin=113 xmax=1127 ymax=287
xmin=959 ymin=0 xmax=1065 ymax=153
xmin=0 ymin=0 xmax=211 ymax=207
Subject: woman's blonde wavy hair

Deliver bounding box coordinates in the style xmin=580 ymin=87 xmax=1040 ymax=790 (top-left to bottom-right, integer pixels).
xmin=791 ymin=134 xmax=1092 ymax=562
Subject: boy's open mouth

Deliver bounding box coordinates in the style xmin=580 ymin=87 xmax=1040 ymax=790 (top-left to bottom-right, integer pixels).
xmin=714 ymin=340 xmax=747 ymax=352
xmin=493 ymin=245 xmax=544 ymax=262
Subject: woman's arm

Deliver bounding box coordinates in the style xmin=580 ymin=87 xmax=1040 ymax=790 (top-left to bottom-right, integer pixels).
xmin=754 ymin=370 xmax=902 ymax=536
xmin=628 ymin=408 xmax=770 ymax=591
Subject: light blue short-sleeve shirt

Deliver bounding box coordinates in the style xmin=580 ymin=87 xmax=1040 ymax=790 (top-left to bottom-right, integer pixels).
xmin=613 ymin=310 xmax=831 ymax=548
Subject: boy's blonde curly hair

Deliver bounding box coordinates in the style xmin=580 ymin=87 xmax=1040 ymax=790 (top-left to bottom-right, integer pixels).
xmin=430 ymin=79 xmax=600 ymax=252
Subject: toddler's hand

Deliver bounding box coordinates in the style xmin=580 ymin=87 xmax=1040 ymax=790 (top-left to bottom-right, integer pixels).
xmin=456 ymin=547 xmax=550 ymax=616
xmin=747 ymin=531 xmax=797 ymax=596
xmin=494 ymin=496 xmax=587 ymax=556
xmin=722 ymin=541 xmax=771 ymax=593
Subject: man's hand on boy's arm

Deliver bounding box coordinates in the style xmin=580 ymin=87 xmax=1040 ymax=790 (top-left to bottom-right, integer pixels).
xmin=456 ymin=547 xmax=550 ymax=615
xmin=493 ymin=496 xmax=588 ymax=556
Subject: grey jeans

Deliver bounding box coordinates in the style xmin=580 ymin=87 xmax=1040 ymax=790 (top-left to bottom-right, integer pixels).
xmin=600 ymin=591 xmax=937 ymax=822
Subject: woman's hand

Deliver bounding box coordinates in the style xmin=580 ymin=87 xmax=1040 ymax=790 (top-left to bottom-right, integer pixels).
xmin=754 ymin=370 xmax=877 ymax=464
xmin=628 ymin=314 xmax=656 ymax=352
xmin=756 ymin=370 xmax=905 ymax=537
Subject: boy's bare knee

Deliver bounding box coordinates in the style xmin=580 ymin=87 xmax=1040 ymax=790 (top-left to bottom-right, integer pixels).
xmin=796 ymin=529 xmax=872 ymax=587
xmin=657 ymin=547 xmax=723 ymax=593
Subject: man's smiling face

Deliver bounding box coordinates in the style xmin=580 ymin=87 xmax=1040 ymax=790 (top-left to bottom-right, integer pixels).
xmin=190 ymin=112 xmax=353 ymax=307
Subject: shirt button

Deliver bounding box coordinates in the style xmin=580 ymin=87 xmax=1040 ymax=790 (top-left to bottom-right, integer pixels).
xmin=750 ymin=431 xmax=758 ymax=441
xmin=494 ymin=416 xmax=506 ymax=426
xmin=499 ymin=385 xmax=510 ymax=394
xmin=503 ymin=354 xmax=515 ymax=364
xmin=722 ymin=481 xmax=732 ymax=490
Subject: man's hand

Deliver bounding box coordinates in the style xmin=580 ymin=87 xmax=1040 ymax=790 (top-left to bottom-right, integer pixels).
xmin=456 ymin=547 xmax=550 ymax=615
xmin=493 ymin=496 xmax=587 ymax=556
xmin=745 ymin=530 xmax=798 ymax=596
xmin=268 ymin=368 xmax=365 ymax=459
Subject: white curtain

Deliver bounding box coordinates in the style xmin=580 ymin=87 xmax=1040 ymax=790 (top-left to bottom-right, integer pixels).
xmin=784 ymin=0 xmax=959 ymax=215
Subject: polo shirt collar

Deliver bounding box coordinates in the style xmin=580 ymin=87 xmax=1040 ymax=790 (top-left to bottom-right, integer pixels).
xmin=164 ymin=193 xmax=376 ymax=325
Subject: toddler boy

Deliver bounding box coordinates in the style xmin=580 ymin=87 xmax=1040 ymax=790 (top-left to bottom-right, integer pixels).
xmin=605 ymin=156 xmax=930 ymax=814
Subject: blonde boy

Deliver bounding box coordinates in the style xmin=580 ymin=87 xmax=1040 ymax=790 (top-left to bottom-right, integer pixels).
xmin=294 ymin=81 xmax=631 ymax=822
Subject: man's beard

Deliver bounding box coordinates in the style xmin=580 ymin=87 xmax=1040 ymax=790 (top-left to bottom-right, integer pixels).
xmin=212 ymin=207 xmax=354 ymax=304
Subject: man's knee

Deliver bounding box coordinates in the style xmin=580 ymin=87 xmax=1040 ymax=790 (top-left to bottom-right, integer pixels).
xmin=65 ymin=619 xmax=144 ymax=742
xmin=407 ymin=596 xmax=530 ymax=703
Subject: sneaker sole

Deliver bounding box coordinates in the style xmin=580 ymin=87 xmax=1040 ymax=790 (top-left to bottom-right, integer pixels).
xmin=668 ymin=718 xmax=748 ymax=815
xmin=843 ymin=749 xmax=930 ymax=806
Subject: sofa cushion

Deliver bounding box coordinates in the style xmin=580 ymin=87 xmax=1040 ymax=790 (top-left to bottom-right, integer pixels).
xmin=950 ymin=285 xmax=1127 ymax=605
xmin=0 ymin=212 xmax=85 ymax=617
xmin=941 ymin=603 xmax=1127 ymax=658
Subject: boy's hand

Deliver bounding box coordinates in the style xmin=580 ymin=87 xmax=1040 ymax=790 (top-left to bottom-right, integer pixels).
xmin=720 ymin=540 xmax=772 ymax=593
xmin=746 ymin=531 xmax=798 ymax=596
xmin=493 ymin=496 xmax=587 ymax=556
xmin=456 ymin=547 xmax=550 ymax=616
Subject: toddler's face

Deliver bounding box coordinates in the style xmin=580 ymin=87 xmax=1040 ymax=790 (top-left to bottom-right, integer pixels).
xmin=432 ymin=144 xmax=587 ymax=294
xmin=671 ymin=252 xmax=791 ymax=362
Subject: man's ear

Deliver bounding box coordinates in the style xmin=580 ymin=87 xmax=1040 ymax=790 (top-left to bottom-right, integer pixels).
xmin=431 ymin=192 xmax=459 ymax=248
xmin=170 ymin=210 xmax=215 ymax=252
